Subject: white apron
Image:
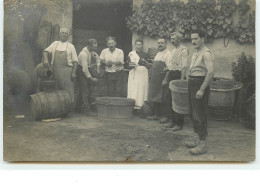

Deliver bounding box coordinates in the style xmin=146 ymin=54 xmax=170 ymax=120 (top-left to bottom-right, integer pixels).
xmin=127 ymin=51 xmax=149 ymax=109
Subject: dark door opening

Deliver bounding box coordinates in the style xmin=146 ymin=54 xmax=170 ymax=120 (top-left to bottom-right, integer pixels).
xmin=73 ymin=0 xmax=132 ymax=58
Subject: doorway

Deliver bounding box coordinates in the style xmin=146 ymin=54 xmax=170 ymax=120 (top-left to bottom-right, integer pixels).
xmin=73 ymin=0 xmax=133 ymax=58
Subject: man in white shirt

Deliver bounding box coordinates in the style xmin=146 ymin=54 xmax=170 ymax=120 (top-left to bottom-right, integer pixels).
xmin=43 ymin=28 xmax=78 ymax=104
xmin=100 ymin=37 xmax=124 ymax=97
xmin=163 ymin=32 xmax=189 ymax=129
xmin=76 ymin=39 xmax=99 ymax=114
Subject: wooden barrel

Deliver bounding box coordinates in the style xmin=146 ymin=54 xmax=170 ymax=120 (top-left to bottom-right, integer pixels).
xmin=96 ymin=97 xmax=135 ymax=119
xmin=7 ymin=69 xmax=33 ymax=95
xmin=208 ymin=80 xmax=241 ymax=120
xmin=169 ymin=80 xmax=189 ymax=114
xmin=30 ymin=90 xmax=71 ymax=120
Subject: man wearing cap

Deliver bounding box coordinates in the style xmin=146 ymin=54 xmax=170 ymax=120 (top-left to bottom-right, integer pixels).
xmin=162 ymin=32 xmax=189 ymax=130
xmin=185 ymin=29 xmax=214 ymax=155
xmin=100 ymin=37 xmax=124 ymax=97
xmin=43 ymin=28 xmax=78 ymax=104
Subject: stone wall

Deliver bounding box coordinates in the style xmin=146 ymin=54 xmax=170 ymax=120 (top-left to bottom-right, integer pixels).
xmin=132 ymin=33 xmax=255 ymax=79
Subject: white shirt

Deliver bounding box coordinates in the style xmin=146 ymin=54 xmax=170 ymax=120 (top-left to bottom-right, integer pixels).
xmin=44 ymin=41 xmax=78 ymax=66
xmin=154 ymin=49 xmax=172 ymax=68
xmin=100 ymin=48 xmax=124 ymax=72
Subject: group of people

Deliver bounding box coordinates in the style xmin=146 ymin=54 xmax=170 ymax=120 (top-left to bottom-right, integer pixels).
xmin=42 ymin=27 xmax=214 ymax=155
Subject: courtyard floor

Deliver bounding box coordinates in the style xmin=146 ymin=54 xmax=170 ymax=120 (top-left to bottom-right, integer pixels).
xmin=3 ymin=113 xmax=255 ymax=162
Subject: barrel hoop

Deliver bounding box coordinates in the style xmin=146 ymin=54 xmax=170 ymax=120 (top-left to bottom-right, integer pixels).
xmin=58 ymin=90 xmax=66 ymax=114
xmin=36 ymin=93 xmax=44 ymax=119
xmin=55 ymin=91 xmax=62 ymax=116
xmin=44 ymin=92 xmax=50 ymax=118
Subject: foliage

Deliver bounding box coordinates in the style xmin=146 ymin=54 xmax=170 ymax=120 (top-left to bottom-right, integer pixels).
xmin=232 ymin=52 xmax=255 ymax=85
xmin=126 ymin=0 xmax=255 ymax=44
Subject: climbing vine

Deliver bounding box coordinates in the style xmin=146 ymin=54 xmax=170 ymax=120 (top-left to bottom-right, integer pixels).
xmin=126 ymin=0 xmax=255 ymax=44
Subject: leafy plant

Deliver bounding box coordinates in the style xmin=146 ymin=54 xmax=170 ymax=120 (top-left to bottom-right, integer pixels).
xmin=232 ymin=52 xmax=255 ymax=85
xmin=126 ymin=0 xmax=255 ymax=44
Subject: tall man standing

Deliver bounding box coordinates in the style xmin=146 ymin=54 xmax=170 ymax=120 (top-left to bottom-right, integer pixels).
xmin=186 ymin=29 xmax=214 ymax=155
xmin=43 ymin=28 xmax=78 ymax=104
xmin=162 ymin=32 xmax=189 ymax=130
xmin=100 ymin=37 xmax=124 ymax=97
xmin=147 ymin=38 xmax=171 ymax=120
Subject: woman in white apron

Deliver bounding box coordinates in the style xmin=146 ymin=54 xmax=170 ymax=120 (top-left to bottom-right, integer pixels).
xmin=127 ymin=40 xmax=150 ymax=110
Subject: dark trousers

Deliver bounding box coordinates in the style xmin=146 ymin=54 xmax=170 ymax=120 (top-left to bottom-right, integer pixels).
xmin=188 ymin=76 xmax=210 ymax=140
xmin=153 ymin=102 xmax=162 ymax=117
xmin=162 ymin=70 xmax=184 ymax=126
xmin=76 ymin=66 xmax=91 ymax=112
xmin=106 ymin=70 xmax=124 ymax=97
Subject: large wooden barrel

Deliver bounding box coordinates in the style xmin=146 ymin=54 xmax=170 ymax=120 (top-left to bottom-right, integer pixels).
xmin=208 ymin=80 xmax=241 ymax=120
xmin=30 ymin=90 xmax=71 ymax=120
xmin=7 ymin=69 xmax=33 ymax=96
xmin=169 ymin=80 xmax=189 ymax=114
xmin=96 ymin=97 xmax=135 ymax=119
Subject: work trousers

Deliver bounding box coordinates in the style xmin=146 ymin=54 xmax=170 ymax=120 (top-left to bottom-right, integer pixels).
xmin=188 ymin=76 xmax=210 ymax=140
xmin=106 ymin=70 xmax=124 ymax=97
xmin=162 ymin=70 xmax=184 ymax=126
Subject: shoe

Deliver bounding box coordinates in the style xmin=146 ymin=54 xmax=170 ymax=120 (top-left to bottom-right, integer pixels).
xmin=189 ymin=140 xmax=207 ymax=155
xmin=172 ymin=125 xmax=182 ymax=131
xmin=146 ymin=115 xmax=160 ymax=120
xmin=185 ymin=140 xmax=199 ymax=148
xmin=165 ymin=122 xmax=175 ymax=128
xmin=159 ymin=117 xmax=169 ymax=124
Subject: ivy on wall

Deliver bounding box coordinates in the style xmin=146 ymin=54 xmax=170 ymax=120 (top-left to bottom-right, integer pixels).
xmin=126 ymin=0 xmax=255 ymax=44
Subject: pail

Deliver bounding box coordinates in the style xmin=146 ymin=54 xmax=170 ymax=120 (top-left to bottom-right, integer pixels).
xmin=169 ymin=80 xmax=189 ymax=114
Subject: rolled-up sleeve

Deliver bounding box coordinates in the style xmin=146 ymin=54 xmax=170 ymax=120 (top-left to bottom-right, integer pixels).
xmin=100 ymin=49 xmax=105 ymax=60
xmin=118 ymin=50 xmax=124 ymax=64
xmin=80 ymin=52 xmax=91 ymax=78
xmin=164 ymin=51 xmax=172 ymax=70
xmin=44 ymin=42 xmax=54 ymax=53
xmin=71 ymin=45 xmax=78 ymax=63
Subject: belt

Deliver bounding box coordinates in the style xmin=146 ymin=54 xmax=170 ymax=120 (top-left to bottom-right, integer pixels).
xmin=188 ymin=75 xmax=205 ymax=80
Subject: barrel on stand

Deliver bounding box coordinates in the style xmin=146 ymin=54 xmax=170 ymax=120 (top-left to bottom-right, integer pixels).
xmin=169 ymin=80 xmax=189 ymax=114
xmin=96 ymin=97 xmax=135 ymax=119
xmin=30 ymin=90 xmax=71 ymax=120
xmin=208 ymin=79 xmax=242 ymax=120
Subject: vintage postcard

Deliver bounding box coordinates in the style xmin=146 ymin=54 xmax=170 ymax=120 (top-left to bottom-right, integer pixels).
xmin=3 ymin=0 xmax=255 ymax=162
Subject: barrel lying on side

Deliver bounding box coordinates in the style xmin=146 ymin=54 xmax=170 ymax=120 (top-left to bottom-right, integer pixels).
xmin=30 ymin=90 xmax=71 ymax=120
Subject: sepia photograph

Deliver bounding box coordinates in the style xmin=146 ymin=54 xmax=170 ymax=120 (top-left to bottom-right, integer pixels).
xmin=3 ymin=0 xmax=256 ymax=162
